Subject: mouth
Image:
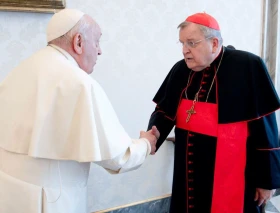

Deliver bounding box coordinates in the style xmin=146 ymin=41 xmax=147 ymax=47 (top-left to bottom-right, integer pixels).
xmin=185 ymin=57 xmax=193 ymax=62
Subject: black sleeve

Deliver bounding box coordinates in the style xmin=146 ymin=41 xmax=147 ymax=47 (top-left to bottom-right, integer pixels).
xmin=147 ymin=108 xmax=175 ymax=151
xmin=246 ymin=112 xmax=280 ymax=189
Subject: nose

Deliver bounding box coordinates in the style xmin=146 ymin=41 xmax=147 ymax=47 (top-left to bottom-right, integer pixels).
xmin=182 ymin=45 xmax=190 ymax=54
xmin=98 ymin=46 xmax=102 ymax=55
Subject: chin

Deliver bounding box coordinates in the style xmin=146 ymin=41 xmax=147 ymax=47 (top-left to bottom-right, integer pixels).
xmin=187 ymin=66 xmax=204 ymax=72
xmin=185 ymin=61 xmax=205 ymax=71
xmin=89 ymin=63 xmax=96 ymax=74
xmin=185 ymin=60 xmax=195 ymax=70
xmin=87 ymin=66 xmax=95 ymax=74
xmin=191 ymin=68 xmax=203 ymax=72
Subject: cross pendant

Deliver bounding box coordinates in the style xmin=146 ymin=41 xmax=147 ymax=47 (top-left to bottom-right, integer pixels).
xmin=186 ymin=104 xmax=196 ymax=123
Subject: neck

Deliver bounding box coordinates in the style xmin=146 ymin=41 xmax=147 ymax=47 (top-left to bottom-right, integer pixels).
xmin=199 ymin=46 xmax=223 ymax=71
xmin=213 ymin=46 xmax=223 ymax=61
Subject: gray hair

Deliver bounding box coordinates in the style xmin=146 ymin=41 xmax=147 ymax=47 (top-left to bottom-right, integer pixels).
xmin=49 ymin=15 xmax=91 ymax=46
xmin=177 ymin=21 xmax=223 ymax=46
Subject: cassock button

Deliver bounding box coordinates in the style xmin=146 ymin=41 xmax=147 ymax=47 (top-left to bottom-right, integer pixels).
xmin=188 ymin=161 xmax=193 ymax=164
xmin=189 ymin=205 xmax=195 ymax=208
xmin=199 ymin=94 xmax=204 ymax=98
xmin=188 ymin=152 xmax=194 ymax=155
xmin=202 ymin=81 xmax=207 ymax=85
xmin=188 ymin=170 xmax=194 ymax=173
xmin=188 ymin=188 xmax=194 ymax=191
xmin=189 ymin=196 xmax=194 ymax=199
xmin=189 ymin=133 xmax=194 ymax=137
xmin=188 ymin=143 xmax=194 ymax=147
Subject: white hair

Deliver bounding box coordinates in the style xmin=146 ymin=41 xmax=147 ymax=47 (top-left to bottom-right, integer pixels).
xmin=177 ymin=21 xmax=223 ymax=46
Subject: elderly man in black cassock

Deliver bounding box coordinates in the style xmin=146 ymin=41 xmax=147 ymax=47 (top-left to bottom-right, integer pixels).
xmin=148 ymin=12 xmax=280 ymax=213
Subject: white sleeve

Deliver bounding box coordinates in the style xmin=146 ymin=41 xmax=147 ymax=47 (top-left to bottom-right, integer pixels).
xmin=94 ymin=138 xmax=151 ymax=173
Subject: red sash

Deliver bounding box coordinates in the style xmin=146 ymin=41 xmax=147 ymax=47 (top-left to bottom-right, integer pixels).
xmin=176 ymin=99 xmax=248 ymax=213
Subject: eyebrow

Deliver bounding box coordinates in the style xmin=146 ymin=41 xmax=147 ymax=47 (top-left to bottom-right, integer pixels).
xmin=179 ymin=38 xmax=195 ymax=42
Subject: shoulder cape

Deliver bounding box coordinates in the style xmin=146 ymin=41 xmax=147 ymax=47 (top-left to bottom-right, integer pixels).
xmin=153 ymin=47 xmax=280 ymax=123
xmin=0 ymin=46 xmax=132 ymax=162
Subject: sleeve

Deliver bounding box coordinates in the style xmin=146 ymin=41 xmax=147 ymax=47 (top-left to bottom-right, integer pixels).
xmin=147 ymin=107 xmax=175 ymax=151
xmin=146 ymin=62 xmax=185 ymax=151
xmin=246 ymin=112 xmax=280 ymax=189
xmin=94 ymin=138 xmax=151 ymax=174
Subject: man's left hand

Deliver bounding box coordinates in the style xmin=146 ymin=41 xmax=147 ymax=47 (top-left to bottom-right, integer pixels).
xmin=254 ymin=188 xmax=276 ymax=206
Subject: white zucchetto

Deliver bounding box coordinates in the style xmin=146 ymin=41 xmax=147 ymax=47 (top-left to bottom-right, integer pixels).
xmin=46 ymin=9 xmax=84 ymax=42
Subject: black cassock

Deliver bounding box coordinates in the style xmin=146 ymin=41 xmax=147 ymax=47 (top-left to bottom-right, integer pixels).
xmin=148 ymin=46 xmax=280 ymax=213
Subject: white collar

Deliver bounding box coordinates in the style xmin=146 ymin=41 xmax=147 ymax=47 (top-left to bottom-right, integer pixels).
xmin=48 ymin=44 xmax=79 ymax=68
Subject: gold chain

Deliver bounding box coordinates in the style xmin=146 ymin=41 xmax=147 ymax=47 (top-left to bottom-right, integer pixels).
xmin=205 ymin=47 xmax=225 ymax=102
xmin=184 ymin=71 xmax=193 ymax=100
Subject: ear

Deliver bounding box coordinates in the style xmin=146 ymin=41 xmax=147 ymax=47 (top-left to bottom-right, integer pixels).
xmin=73 ymin=33 xmax=83 ymax=55
xmin=211 ymin=37 xmax=219 ymax=53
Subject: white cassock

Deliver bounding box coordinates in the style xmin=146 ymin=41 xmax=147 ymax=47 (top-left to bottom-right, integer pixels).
xmin=0 ymin=45 xmax=151 ymax=213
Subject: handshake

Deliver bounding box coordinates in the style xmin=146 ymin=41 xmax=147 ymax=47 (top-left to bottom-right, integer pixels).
xmin=140 ymin=126 xmax=160 ymax=155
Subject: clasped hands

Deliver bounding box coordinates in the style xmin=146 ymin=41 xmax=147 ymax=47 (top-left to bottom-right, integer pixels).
xmin=140 ymin=125 xmax=160 ymax=155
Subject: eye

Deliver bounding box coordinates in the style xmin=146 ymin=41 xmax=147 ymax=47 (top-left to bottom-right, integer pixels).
xmin=188 ymin=41 xmax=195 ymax=48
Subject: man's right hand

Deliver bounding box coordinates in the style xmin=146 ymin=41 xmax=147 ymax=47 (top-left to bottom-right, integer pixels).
xmin=140 ymin=126 xmax=160 ymax=155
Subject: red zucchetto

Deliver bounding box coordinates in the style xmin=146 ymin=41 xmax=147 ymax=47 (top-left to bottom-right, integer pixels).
xmin=186 ymin=12 xmax=220 ymax=30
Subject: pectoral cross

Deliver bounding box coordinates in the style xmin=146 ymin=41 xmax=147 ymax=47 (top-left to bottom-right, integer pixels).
xmin=186 ymin=104 xmax=196 ymax=123
xmin=185 ymin=86 xmax=201 ymax=123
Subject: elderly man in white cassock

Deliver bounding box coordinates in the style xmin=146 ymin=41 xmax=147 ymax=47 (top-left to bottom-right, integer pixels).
xmin=0 ymin=9 xmax=159 ymax=213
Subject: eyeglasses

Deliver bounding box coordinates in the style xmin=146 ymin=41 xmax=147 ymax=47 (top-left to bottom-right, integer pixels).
xmin=178 ymin=36 xmax=213 ymax=48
